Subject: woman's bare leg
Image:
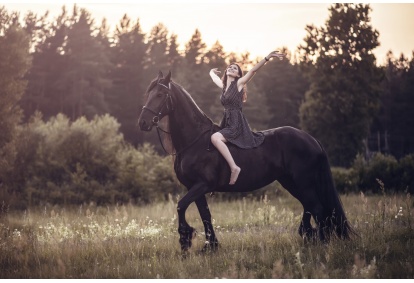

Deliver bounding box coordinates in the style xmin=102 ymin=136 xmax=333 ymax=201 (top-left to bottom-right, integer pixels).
xmin=211 ymin=132 xmax=241 ymax=185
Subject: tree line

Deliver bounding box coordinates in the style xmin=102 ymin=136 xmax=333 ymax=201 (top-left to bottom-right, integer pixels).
xmin=4 ymin=4 xmax=414 ymax=165
xmin=0 ymin=4 xmax=413 ymax=207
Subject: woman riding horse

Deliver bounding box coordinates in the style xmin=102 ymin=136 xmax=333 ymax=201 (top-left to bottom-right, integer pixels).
xmin=210 ymin=51 xmax=285 ymax=185
xmin=138 ymin=69 xmax=354 ymax=253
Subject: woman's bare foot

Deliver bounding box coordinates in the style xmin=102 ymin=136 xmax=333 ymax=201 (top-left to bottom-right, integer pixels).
xmin=229 ymin=166 xmax=241 ymax=185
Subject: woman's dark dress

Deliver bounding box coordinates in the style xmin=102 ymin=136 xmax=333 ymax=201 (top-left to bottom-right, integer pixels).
xmin=219 ymin=81 xmax=265 ymax=149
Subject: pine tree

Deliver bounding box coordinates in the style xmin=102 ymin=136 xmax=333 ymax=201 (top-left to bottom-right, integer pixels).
xmin=167 ymin=33 xmax=182 ymax=74
xmin=60 ymin=6 xmax=111 ymax=119
xmin=184 ymin=29 xmax=206 ymax=67
xmin=21 ymin=6 xmax=69 ymax=119
xmin=0 ymin=7 xmax=31 ymax=184
xmin=145 ymin=23 xmax=170 ymax=78
xmin=299 ymin=4 xmax=382 ymax=166
xmin=22 ymin=5 xmax=111 ymax=121
xmin=375 ymin=51 xmax=414 ymax=157
xmin=108 ymin=14 xmax=147 ymax=145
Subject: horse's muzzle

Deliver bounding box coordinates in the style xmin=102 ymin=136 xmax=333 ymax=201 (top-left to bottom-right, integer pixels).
xmin=138 ymin=119 xmax=153 ymax=131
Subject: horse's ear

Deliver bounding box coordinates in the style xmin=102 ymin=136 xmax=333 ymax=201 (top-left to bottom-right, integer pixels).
xmin=157 ymin=71 xmax=163 ymax=79
xmin=165 ymin=70 xmax=172 ymax=82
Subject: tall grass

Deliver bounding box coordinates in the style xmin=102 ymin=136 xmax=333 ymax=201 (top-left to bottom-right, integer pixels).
xmin=0 ymin=189 xmax=412 ymax=278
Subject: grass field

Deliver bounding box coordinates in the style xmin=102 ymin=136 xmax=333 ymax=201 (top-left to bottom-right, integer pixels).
xmin=0 ymin=189 xmax=413 ymax=279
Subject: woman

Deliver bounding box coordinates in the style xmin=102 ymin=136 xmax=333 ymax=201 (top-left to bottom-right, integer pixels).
xmin=210 ymin=50 xmax=285 ymax=185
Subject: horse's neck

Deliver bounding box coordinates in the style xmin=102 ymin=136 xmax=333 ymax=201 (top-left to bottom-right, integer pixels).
xmin=169 ymin=88 xmax=211 ymax=151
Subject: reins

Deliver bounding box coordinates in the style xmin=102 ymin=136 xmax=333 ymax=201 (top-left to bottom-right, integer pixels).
xmin=156 ymin=126 xmax=212 ymax=156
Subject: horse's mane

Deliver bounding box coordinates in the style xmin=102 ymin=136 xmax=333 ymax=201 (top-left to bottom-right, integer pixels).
xmin=145 ymin=77 xmax=212 ymax=122
xmin=148 ymin=79 xmax=214 ymax=158
xmin=170 ymin=81 xmax=213 ymax=124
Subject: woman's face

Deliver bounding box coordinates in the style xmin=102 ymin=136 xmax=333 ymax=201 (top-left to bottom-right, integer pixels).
xmin=226 ymin=64 xmax=240 ymax=78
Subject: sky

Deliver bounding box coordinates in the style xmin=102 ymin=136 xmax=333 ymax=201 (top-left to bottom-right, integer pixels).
xmin=2 ymin=1 xmax=414 ymax=65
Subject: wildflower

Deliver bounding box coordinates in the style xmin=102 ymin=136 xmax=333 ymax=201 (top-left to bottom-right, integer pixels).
xmin=395 ymin=207 xmax=403 ymax=219
xmin=12 ymin=229 xmax=21 ymax=238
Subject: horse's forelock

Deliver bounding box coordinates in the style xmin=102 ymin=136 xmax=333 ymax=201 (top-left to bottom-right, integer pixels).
xmin=145 ymin=77 xmax=173 ymax=97
xmin=145 ymin=79 xmax=158 ymax=97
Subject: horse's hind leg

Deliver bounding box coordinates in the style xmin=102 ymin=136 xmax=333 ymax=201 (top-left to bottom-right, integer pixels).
xmin=278 ymin=176 xmax=317 ymax=242
xmin=195 ymin=195 xmax=219 ymax=252
xmin=298 ymin=210 xmax=317 ymax=242
xmin=307 ymin=202 xmax=328 ymax=242
xmin=282 ymin=175 xmax=326 ymax=243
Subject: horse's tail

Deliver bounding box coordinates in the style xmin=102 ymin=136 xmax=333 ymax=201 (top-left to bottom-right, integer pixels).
xmin=317 ymin=142 xmax=356 ymax=240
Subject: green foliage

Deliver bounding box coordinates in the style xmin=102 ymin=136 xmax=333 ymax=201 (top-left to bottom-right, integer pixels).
xmin=331 ymin=167 xmax=357 ymax=193
xmin=352 ymin=153 xmax=399 ymax=193
xmin=184 ymin=29 xmax=206 ymax=67
xmin=1 ymin=114 xmax=177 ymax=209
xmin=332 ymin=153 xmax=414 ymax=193
xmin=372 ymin=52 xmax=414 ymax=158
xmin=398 ymin=154 xmax=414 ymax=192
xmin=21 ymin=5 xmax=111 ymax=121
xmin=107 ymin=14 xmax=148 ymax=145
xmin=0 ymin=7 xmax=31 ymax=199
xmin=60 ymin=7 xmax=111 ymax=119
xmin=299 ymin=4 xmax=383 ymax=166
xmin=146 ymin=23 xmax=170 ymax=75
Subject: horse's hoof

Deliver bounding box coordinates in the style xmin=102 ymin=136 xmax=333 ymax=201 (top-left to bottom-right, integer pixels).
xmin=178 ymin=226 xmax=197 ymax=251
xmin=300 ymin=227 xmax=318 ymax=244
xmin=200 ymin=241 xmax=219 ymax=254
xmin=180 ymin=248 xmax=190 ymax=259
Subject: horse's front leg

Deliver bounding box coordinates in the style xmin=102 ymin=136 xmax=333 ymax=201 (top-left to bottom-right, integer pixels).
xmin=177 ymin=182 xmax=209 ymax=253
xmin=195 ymin=195 xmax=219 ymax=253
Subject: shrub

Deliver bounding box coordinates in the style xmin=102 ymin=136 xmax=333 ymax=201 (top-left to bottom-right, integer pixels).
xmin=1 ymin=113 xmax=177 ymax=208
xmin=397 ymin=154 xmax=414 ymax=193
xmin=331 ymin=167 xmax=357 ymax=193
xmin=331 ymin=153 xmax=414 ymax=194
xmin=356 ymin=153 xmax=399 ymax=193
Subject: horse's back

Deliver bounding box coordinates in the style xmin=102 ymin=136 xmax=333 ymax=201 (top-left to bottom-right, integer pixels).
xmin=261 ymin=126 xmax=325 ymax=171
xmin=265 ymin=126 xmax=322 ymax=154
xmin=217 ymin=126 xmax=323 ymax=191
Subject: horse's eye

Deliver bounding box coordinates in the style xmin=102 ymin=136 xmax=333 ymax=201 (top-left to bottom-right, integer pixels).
xmin=157 ymin=93 xmax=162 ymax=97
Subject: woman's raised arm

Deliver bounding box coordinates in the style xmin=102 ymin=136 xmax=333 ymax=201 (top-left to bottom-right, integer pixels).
xmin=209 ymin=68 xmax=224 ymax=89
xmin=238 ymin=51 xmax=285 ymax=87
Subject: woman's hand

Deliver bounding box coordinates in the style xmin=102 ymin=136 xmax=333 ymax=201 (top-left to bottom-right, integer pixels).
xmin=266 ymin=51 xmax=286 ymax=61
xmin=238 ymin=51 xmax=285 ymax=87
xmin=210 ymin=68 xmax=221 ymax=76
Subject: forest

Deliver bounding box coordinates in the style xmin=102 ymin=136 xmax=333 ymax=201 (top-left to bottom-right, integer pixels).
xmin=0 ymin=3 xmax=413 ymax=208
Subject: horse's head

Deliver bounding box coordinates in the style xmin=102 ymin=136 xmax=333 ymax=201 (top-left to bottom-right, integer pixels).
xmin=138 ymin=71 xmax=174 ymax=131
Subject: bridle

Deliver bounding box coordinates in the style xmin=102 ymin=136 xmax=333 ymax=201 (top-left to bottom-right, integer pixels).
xmin=141 ymin=81 xmax=174 ymax=125
xmin=141 ymin=80 xmax=213 ymax=156
xmin=141 ymin=81 xmax=176 ymax=155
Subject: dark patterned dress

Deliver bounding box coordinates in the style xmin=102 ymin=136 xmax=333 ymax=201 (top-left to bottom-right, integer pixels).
xmin=219 ymin=80 xmax=265 ymax=149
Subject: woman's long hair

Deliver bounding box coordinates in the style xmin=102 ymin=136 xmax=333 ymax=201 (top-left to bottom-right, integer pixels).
xmin=221 ymin=63 xmax=247 ymax=102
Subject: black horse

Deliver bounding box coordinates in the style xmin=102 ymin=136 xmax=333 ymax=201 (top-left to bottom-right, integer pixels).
xmin=138 ymin=71 xmax=354 ymax=252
